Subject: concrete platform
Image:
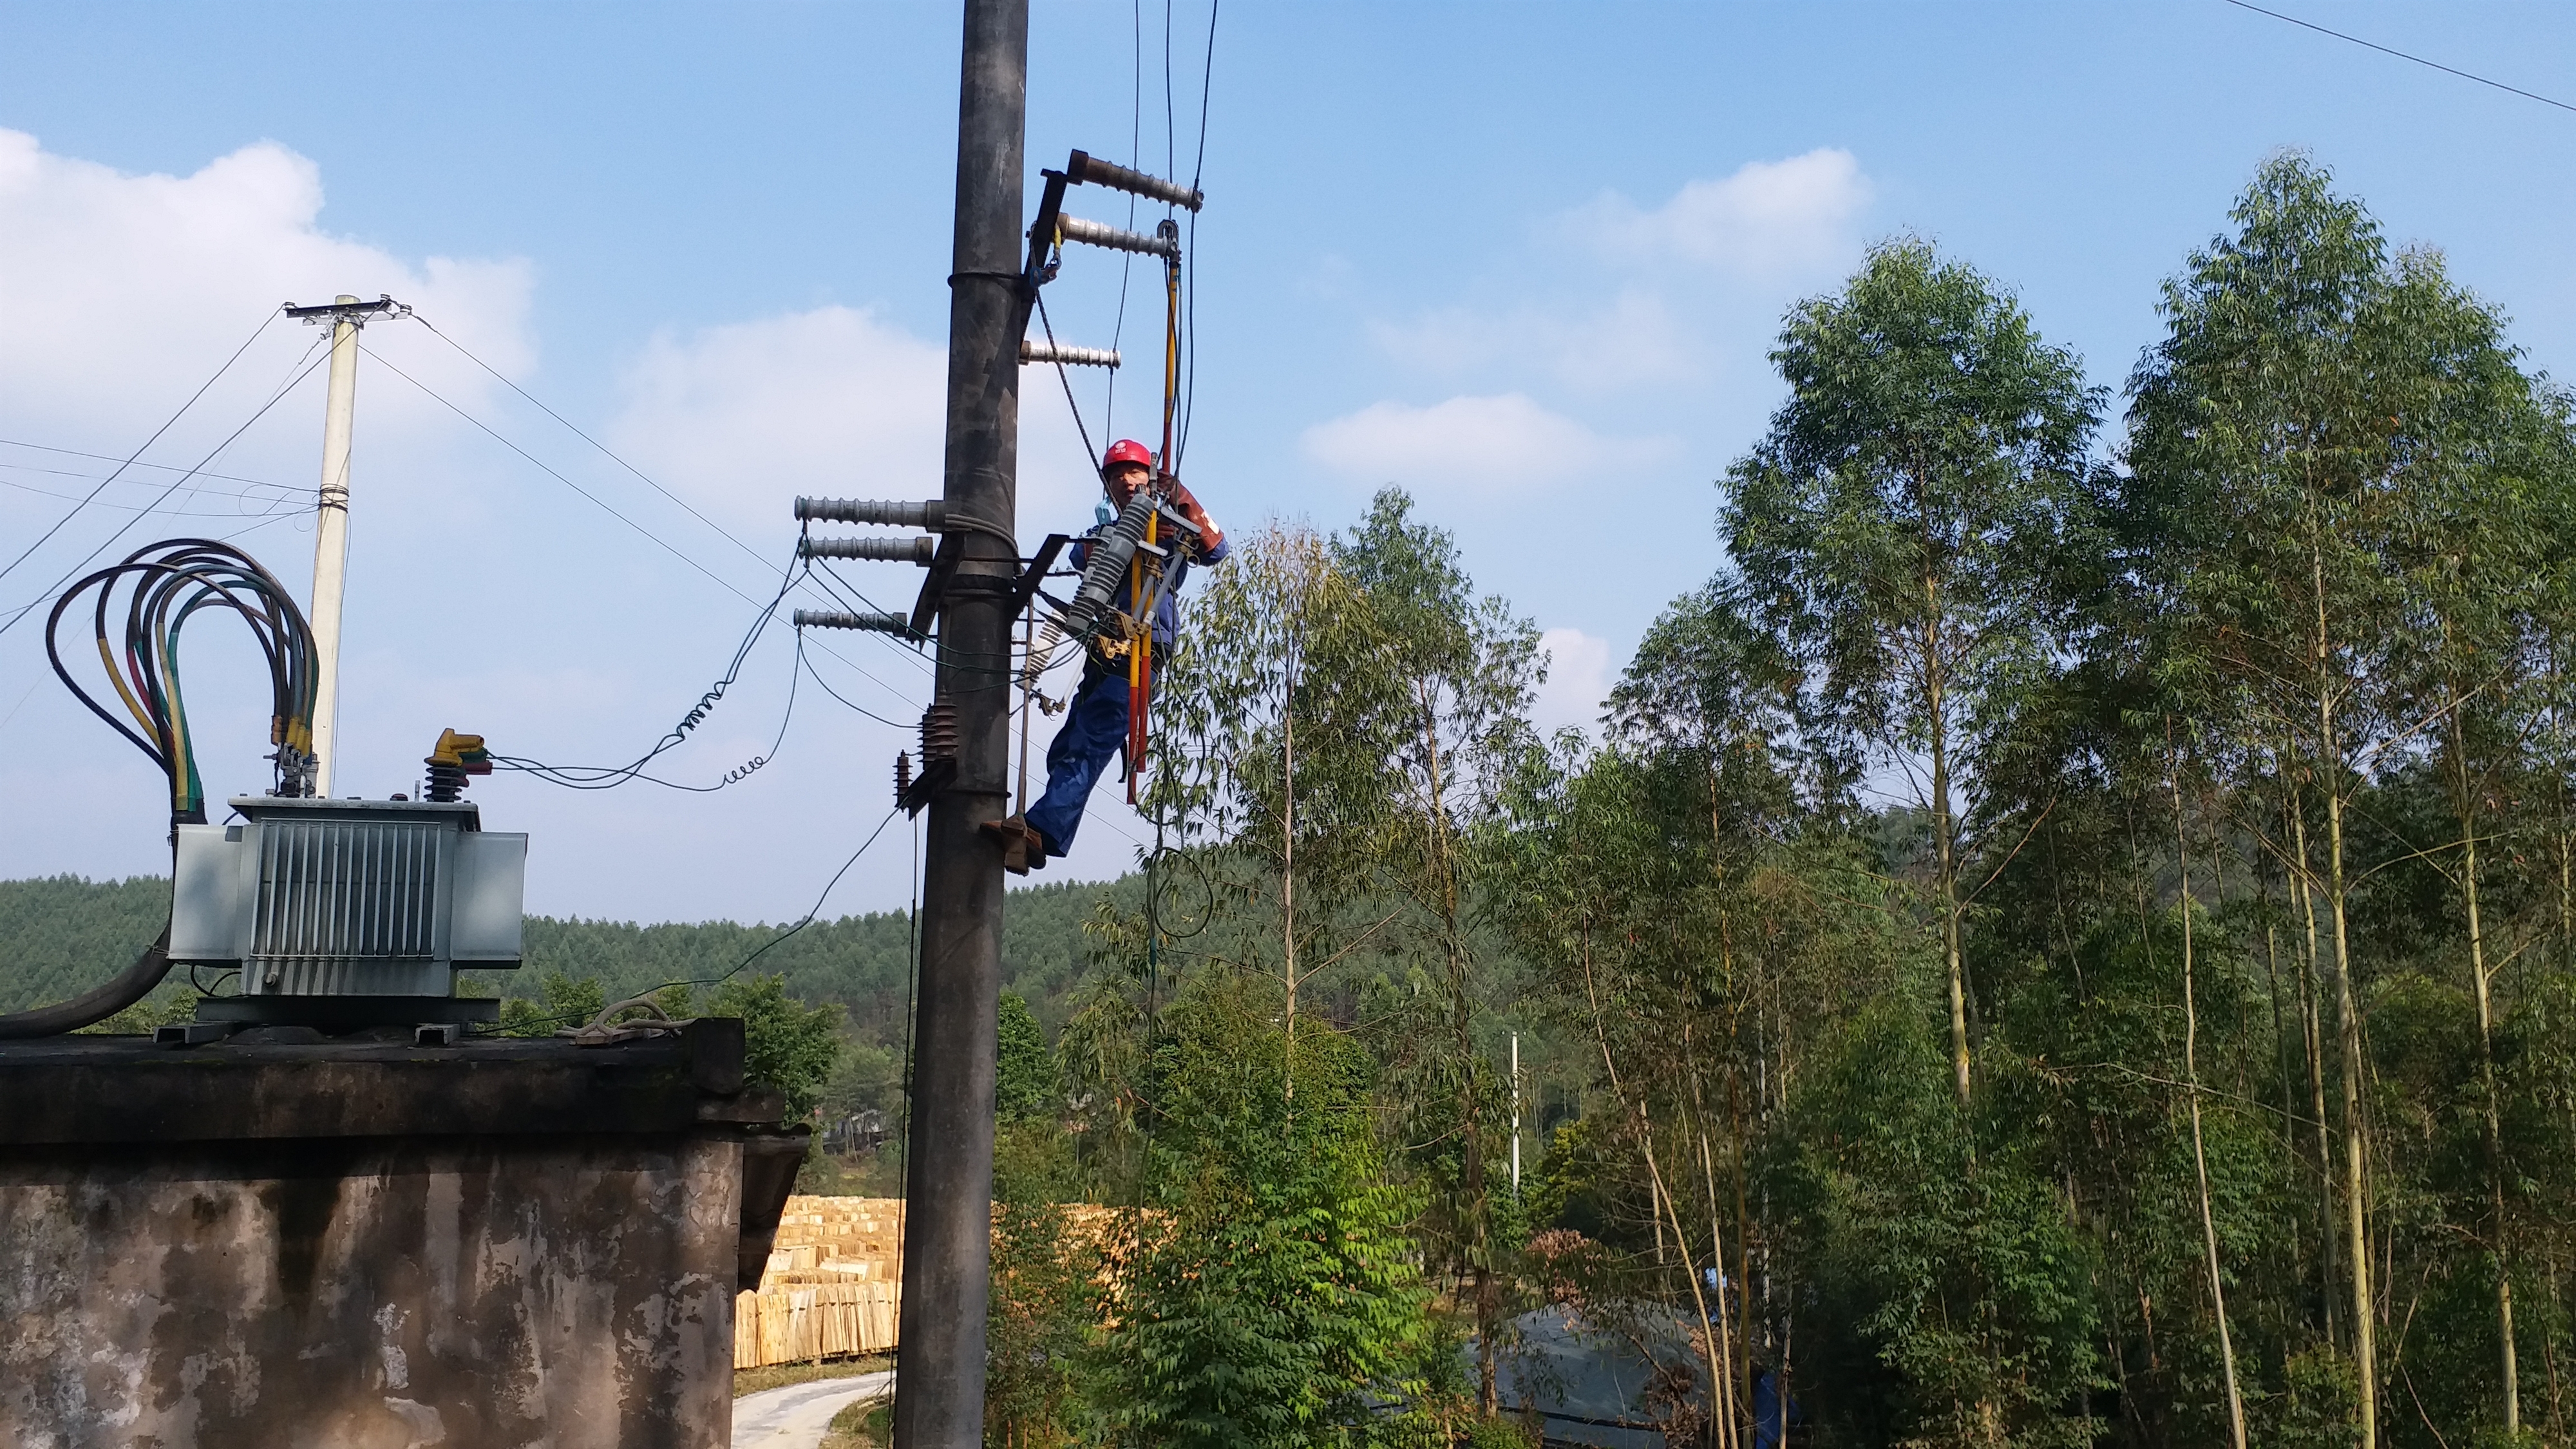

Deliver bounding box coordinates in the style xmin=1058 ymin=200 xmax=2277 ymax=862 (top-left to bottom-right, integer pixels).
xmin=0 ymin=1023 xmax=806 ymax=1449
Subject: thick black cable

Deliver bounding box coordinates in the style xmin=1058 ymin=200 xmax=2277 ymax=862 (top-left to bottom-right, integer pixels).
xmin=799 ymin=641 xmax=916 ymax=730
xmin=489 ymin=556 xmax=806 ymax=791
xmin=1036 ymin=294 xmax=1104 ymax=473
xmin=0 ymin=930 xmax=176 ymax=1039
xmin=655 ymin=804 xmax=904 ymax=996
xmin=0 ymin=309 xmax=276 ymax=585
xmin=2223 ymin=0 xmax=2575 ymax=114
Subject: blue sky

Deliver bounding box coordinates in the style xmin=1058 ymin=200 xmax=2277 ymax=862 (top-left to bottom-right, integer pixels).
xmin=3 ymin=1 xmax=2570 ymax=923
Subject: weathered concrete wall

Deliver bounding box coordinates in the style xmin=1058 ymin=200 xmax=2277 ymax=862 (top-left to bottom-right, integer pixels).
xmin=0 ymin=1028 xmax=804 ymax=1449
xmin=4 ymin=1133 xmax=739 ymax=1448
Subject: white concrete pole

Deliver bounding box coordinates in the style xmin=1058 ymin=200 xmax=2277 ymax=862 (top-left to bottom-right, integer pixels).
xmin=308 ymin=296 xmax=361 ymax=798
xmin=1511 ymin=1032 xmax=1522 ymax=1192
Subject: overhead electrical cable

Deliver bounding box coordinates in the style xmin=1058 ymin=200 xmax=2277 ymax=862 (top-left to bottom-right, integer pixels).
xmin=0 ymin=309 xmax=278 ymax=586
xmin=404 ymin=312 xmax=935 ymax=678
xmin=2222 ymin=0 xmax=2576 ymax=113
xmin=0 ymin=343 xmax=339 ymax=638
xmin=1 ymin=439 xmax=303 ymax=495
xmin=1036 ymin=293 xmax=1104 ymax=472
xmin=354 ymin=341 xmax=922 ymax=712
xmin=1177 ymin=0 xmax=1218 ymax=468
xmin=357 ymin=343 xmax=766 ymax=606
xmin=488 ymin=556 xmax=807 ymax=792
xmin=659 ymin=803 xmax=904 ymax=991
xmin=1 ymin=477 xmax=304 ymax=518
xmin=799 ymin=646 xmax=916 ymax=730
xmin=484 ymin=801 xmax=907 ymax=1038
xmin=1104 ymin=0 xmax=1146 ymax=442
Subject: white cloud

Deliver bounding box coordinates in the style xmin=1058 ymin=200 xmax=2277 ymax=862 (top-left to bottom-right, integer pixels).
xmin=1361 ymin=151 xmax=1873 ymax=402
xmin=0 ymin=129 xmax=533 ymax=443
xmin=1533 ymin=627 xmax=1615 ymax=739
xmin=606 ymin=305 xmax=1105 ymax=540
xmin=1567 ymin=147 xmax=1871 ymax=280
xmin=607 ymin=307 xmax=945 ymax=535
xmin=1369 ymin=289 xmax=1694 ymax=393
xmin=1300 ymin=393 xmax=1672 ymax=493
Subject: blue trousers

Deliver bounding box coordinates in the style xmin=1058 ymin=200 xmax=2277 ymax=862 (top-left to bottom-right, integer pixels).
xmin=1025 ymin=661 xmax=1129 ymax=858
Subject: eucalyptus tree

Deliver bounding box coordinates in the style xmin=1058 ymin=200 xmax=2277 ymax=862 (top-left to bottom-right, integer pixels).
xmin=1152 ymin=520 xmax=1397 ymax=1079
xmin=1604 ymin=580 xmax=1818 ymax=1425
xmin=1489 ymin=731 xmax=1750 ymax=1444
xmin=2373 ymin=261 xmax=2576 ymax=1439
xmin=2119 ymin=153 xmax=2554 ymax=1449
xmin=1724 ymin=238 xmax=2103 ymax=1108
xmin=1332 ymin=488 xmax=1542 ymax=1414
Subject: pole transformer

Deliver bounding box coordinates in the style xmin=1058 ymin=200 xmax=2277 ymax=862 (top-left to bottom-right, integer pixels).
xmin=894 ymin=0 xmax=1025 ymax=1443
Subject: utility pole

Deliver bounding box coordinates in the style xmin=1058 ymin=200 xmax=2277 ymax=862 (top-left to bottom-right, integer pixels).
xmin=285 ymin=293 xmax=401 ymax=797
xmin=1511 ymin=1032 xmax=1522 ymax=1193
xmin=893 ymin=0 xmax=1025 ymax=1444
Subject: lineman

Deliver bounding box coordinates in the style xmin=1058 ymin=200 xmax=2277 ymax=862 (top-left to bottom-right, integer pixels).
xmin=983 ymin=439 xmax=1226 ymax=873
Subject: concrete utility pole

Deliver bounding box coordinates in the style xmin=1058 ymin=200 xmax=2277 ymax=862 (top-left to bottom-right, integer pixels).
xmin=286 ymin=293 xmax=400 ymax=797
xmin=309 ymin=297 xmax=361 ymax=798
xmin=893 ymin=0 xmax=1026 ymax=1444
xmin=1511 ymin=1032 xmax=1522 ymax=1193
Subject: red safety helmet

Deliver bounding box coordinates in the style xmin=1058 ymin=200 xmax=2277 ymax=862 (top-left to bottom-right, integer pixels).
xmin=1102 ymin=439 xmax=1155 ymax=475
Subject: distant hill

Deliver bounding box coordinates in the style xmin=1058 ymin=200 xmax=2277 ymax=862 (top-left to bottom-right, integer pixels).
xmin=0 ymin=872 xmax=1141 ymax=1043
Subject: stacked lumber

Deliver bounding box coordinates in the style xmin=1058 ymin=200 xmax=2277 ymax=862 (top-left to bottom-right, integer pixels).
xmin=761 ymin=1196 xmax=904 ymax=1289
xmin=733 ymin=1282 xmax=902 ymax=1368
xmin=734 ymin=1196 xmax=907 ymax=1368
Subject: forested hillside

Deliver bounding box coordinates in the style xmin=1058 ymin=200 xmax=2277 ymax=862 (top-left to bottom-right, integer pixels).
xmin=0 ymin=873 xmax=1137 ymax=1038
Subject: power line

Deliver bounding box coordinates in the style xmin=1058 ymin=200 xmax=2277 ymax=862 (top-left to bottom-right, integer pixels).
xmin=1177 ymin=0 xmax=1218 ymax=468
xmin=401 ymin=312 xmax=938 ymax=679
xmin=0 ymin=439 xmax=300 ymax=494
xmin=352 ymin=339 xmax=925 ymax=710
xmin=0 ymin=343 xmax=336 ymax=637
xmin=800 ymin=643 xmax=917 ymax=730
xmin=0 ymin=308 xmax=278 ymax=585
xmin=2224 ymin=0 xmax=2576 ymax=115
xmin=491 ymin=560 xmax=806 ymax=792
xmin=0 ymin=477 xmax=303 ymax=518
xmin=359 ymin=341 xmax=769 ymax=608
xmin=409 ymin=312 xmax=790 ymax=578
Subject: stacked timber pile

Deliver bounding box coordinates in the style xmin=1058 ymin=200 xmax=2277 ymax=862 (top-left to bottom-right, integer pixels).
xmin=734 ymin=1197 xmax=904 ymax=1368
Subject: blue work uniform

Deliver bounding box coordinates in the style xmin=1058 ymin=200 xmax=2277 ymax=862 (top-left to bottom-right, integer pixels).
xmin=1023 ymin=501 xmax=1227 ymax=857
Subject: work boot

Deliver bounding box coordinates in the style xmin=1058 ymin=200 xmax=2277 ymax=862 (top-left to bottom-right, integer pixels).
xmin=980 ymin=815 xmax=1039 ymax=876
